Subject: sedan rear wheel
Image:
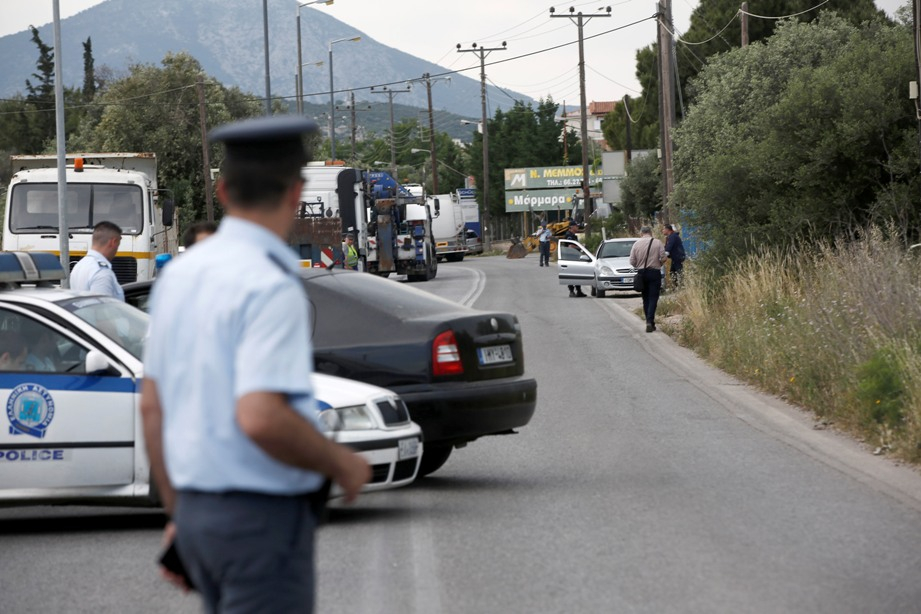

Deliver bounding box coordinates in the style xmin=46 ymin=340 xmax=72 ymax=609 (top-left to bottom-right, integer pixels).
xmin=417 ymin=444 xmax=453 ymax=477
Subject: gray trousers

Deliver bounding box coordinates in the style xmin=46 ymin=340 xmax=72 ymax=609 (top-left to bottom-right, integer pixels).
xmin=174 ymin=490 xmax=317 ymax=614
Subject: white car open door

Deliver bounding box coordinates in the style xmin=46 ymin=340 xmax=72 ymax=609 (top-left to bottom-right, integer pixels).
xmin=557 ymin=239 xmax=595 ymax=286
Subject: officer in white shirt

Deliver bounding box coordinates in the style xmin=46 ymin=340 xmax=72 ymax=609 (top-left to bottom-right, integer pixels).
xmin=69 ymin=221 xmax=124 ymax=300
xmin=141 ymin=115 xmax=370 ymax=612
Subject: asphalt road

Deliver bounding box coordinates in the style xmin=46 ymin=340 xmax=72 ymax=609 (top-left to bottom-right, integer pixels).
xmin=2 ymin=254 xmax=920 ymax=613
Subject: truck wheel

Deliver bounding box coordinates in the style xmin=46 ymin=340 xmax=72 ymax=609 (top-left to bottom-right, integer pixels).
xmin=417 ymin=444 xmax=452 ymax=477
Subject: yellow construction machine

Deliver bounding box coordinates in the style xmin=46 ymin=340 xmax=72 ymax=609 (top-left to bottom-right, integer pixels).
xmin=521 ymin=219 xmax=575 ymax=255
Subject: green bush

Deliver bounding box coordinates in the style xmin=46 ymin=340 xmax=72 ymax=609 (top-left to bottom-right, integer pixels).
xmin=856 ymin=349 xmax=906 ymax=428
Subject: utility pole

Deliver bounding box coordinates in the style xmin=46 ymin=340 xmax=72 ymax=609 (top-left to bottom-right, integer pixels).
xmin=296 ymin=6 xmax=303 ymax=114
xmin=741 ymin=2 xmax=749 ymax=47
xmin=623 ymin=95 xmax=632 ymax=164
xmin=262 ymin=0 xmax=271 ymax=114
xmin=336 ymin=91 xmax=370 ymax=164
xmin=419 ymin=72 xmax=451 ymax=195
xmin=196 ymin=74 xmax=214 ymax=221
xmin=914 ymin=0 xmax=921 ymax=174
xmin=52 ymin=0 xmax=69 ymax=285
xmin=551 ymin=6 xmax=610 ymax=229
xmin=657 ymin=0 xmax=676 ymax=221
xmin=562 ymin=100 xmax=569 ymax=164
xmin=457 ymin=42 xmax=506 ymax=252
xmin=370 ymin=84 xmax=412 ymax=178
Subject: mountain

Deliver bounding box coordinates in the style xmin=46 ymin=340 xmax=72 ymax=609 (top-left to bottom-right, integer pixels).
xmin=0 ymin=0 xmax=530 ymax=119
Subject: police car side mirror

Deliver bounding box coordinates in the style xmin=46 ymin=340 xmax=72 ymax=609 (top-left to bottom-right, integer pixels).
xmin=85 ymin=350 xmax=114 ymax=375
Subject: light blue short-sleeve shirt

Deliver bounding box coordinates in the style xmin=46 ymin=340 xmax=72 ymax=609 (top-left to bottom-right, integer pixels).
xmin=144 ymin=217 xmax=322 ymax=494
xmin=70 ymin=249 xmax=125 ymax=300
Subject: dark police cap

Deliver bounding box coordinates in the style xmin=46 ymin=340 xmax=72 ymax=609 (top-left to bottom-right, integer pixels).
xmin=209 ymin=115 xmax=318 ymax=164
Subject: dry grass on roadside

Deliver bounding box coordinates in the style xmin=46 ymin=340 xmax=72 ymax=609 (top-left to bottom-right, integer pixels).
xmin=661 ymin=228 xmax=921 ymax=462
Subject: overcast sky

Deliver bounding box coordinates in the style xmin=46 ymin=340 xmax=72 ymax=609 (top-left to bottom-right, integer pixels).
xmin=0 ymin=0 xmax=907 ymax=104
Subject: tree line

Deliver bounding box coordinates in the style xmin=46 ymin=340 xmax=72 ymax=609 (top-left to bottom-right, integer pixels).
xmin=605 ymin=0 xmax=917 ymax=269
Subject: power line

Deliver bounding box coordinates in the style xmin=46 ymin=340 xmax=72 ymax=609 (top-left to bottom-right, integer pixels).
xmin=740 ymin=0 xmax=831 ymax=20
xmin=674 ymin=12 xmax=739 ymax=46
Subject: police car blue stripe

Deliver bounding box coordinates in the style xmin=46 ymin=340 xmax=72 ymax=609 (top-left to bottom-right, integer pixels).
xmin=0 ymin=374 xmax=138 ymax=393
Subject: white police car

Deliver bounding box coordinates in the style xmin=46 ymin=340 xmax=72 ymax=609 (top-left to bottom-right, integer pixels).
xmin=314 ymin=373 xmax=422 ymax=495
xmin=0 ymin=252 xmax=420 ymax=506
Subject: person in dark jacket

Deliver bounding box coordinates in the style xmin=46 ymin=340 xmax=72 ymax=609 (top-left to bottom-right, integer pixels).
xmin=663 ymin=224 xmax=686 ymax=288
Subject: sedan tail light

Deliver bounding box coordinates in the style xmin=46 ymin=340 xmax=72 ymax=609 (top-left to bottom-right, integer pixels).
xmin=432 ymin=330 xmax=464 ymax=376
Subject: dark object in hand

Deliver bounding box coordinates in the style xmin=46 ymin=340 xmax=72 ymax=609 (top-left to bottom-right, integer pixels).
xmin=159 ymin=541 xmax=196 ymax=591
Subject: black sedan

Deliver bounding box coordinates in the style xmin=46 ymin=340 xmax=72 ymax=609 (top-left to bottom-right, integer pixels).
xmin=124 ymin=269 xmax=537 ymax=476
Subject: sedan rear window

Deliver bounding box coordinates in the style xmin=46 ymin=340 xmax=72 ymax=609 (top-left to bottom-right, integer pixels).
xmin=305 ymin=271 xmax=465 ymax=318
xmin=303 ymin=271 xmax=469 ymax=342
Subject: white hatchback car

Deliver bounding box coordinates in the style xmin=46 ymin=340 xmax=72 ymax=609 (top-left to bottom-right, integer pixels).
xmin=0 ymin=252 xmax=421 ymax=507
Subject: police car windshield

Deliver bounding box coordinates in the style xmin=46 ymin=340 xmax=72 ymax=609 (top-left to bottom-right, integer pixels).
xmin=56 ymin=296 xmax=148 ymax=360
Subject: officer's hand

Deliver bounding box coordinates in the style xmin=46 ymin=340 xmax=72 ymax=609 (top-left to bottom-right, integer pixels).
xmin=331 ymin=445 xmax=371 ymax=504
xmin=158 ymin=522 xmax=193 ymax=593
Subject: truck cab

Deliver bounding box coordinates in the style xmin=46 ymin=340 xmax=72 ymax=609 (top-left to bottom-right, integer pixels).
xmin=3 ymin=154 xmax=177 ymax=284
xmin=430 ymin=192 xmax=468 ymax=262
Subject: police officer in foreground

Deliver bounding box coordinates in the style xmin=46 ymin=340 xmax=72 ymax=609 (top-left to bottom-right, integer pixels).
xmin=69 ymin=220 xmax=124 ymax=300
xmin=140 ymin=115 xmax=370 ymax=612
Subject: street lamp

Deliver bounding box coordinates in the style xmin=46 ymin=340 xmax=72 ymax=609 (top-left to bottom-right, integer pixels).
xmin=296 ymin=0 xmax=333 ymax=115
xmin=328 ymin=35 xmax=361 ymax=160
xmin=296 ymin=60 xmax=323 ymax=107
xmin=460 ymin=119 xmax=482 ymax=133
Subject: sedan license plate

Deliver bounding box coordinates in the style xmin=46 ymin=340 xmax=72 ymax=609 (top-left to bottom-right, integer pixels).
xmin=477 ymin=344 xmax=513 ymax=366
xmin=398 ymin=437 xmax=419 ymax=460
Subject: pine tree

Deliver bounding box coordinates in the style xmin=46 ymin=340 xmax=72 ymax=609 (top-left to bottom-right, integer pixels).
xmin=82 ymin=37 xmax=96 ymax=101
